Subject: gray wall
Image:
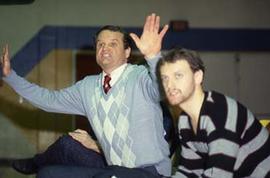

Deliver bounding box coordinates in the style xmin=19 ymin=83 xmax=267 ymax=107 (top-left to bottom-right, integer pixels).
xmin=1 ymin=0 xmax=270 ymax=55
xmin=202 ymin=52 xmax=270 ymax=117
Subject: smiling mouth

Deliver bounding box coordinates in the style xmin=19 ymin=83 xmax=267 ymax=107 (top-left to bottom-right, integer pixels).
xmin=102 ymin=53 xmax=110 ymax=57
xmin=100 ymin=53 xmax=112 ymax=59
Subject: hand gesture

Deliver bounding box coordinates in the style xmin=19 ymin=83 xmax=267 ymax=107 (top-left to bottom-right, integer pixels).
xmin=1 ymin=44 xmax=11 ymax=77
xmin=69 ymin=129 xmax=101 ymax=153
xmin=130 ymin=13 xmax=169 ymax=59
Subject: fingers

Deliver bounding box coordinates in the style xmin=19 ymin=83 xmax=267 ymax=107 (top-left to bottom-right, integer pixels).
xmin=1 ymin=46 xmax=5 ymax=64
xmin=144 ymin=15 xmax=151 ymax=32
xmin=159 ymin=24 xmax=169 ymax=39
xmin=5 ymin=44 xmax=9 ymax=57
xmin=68 ymin=131 xmax=77 ymax=137
xmin=144 ymin=13 xmax=166 ymax=36
xmin=68 ymin=132 xmax=77 ymax=141
xmin=73 ymin=129 xmax=87 ymax=134
xmin=149 ymin=13 xmax=156 ymax=32
xmin=154 ymin=15 xmax=160 ymax=33
xmin=2 ymin=44 xmax=8 ymax=58
xmin=1 ymin=44 xmax=11 ymax=76
xmin=144 ymin=13 xmax=159 ymax=33
xmin=69 ymin=129 xmax=97 ymax=150
xmin=2 ymin=45 xmax=5 ymax=55
xmin=1 ymin=44 xmax=9 ymax=64
xmin=68 ymin=132 xmax=84 ymax=143
xmin=68 ymin=129 xmax=88 ymax=139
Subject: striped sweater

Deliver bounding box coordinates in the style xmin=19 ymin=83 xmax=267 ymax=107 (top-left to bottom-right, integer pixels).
xmin=173 ymin=91 xmax=270 ymax=178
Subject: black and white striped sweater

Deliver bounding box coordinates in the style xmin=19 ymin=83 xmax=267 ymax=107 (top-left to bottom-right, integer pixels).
xmin=173 ymin=91 xmax=270 ymax=178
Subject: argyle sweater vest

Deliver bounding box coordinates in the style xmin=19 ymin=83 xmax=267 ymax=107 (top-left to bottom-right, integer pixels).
xmin=89 ymin=65 xmax=138 ymax=167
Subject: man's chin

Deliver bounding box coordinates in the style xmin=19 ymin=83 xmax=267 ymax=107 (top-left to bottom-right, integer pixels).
xmin=167 ymin=98 xmax=180 ymax=106
xmin=101 ymin=60 xmax=111 ymax=65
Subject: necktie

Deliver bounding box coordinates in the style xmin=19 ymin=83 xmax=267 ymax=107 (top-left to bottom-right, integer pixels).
xmin=103 ymin=75 xmax=111 ymax=94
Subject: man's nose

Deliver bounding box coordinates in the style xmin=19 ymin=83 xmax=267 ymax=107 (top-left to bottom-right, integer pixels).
xmin=167 ymin=79 xmax=174 ymax=88
xmin=102 ymin=44 xmax=110 ymax=50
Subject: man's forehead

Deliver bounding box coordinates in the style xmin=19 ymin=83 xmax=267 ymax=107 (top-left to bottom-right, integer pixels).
xmin=96 ymin=38 xmax=120 ymax=43
xmin=97 ymin=30 xmax=124 ymax=40
xmin=164 ymin=60 xmax=189 ymax=67
xmin=161 ymin=60 xmax=189 ymax=72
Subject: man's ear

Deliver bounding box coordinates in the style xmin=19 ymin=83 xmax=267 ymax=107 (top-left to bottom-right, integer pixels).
xmin=194 ymin=70 xmax=203 ymax=85
xmin=125 ymin=47 xmax=131 ymax=58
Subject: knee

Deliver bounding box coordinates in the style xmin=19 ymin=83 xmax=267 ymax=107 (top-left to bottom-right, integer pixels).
xmin=57 ymin=135 xmax=74 ymax=146
xmin=55 ymin=135 xmax=77 ymax=151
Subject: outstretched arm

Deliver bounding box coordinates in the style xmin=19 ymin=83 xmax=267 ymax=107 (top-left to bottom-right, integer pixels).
xmin=130 ymin=13 xmax=169 ymax=60
xmin=1 ymin=44 xmax=11 ymax=77
xmin=1 ymin=45 xmax=86 ymax=116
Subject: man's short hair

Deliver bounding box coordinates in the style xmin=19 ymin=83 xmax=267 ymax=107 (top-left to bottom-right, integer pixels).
xmin=94 ymin=25 xmax=132 ymax=50
xmin=157 ymin=47 xmax=205 ymax=74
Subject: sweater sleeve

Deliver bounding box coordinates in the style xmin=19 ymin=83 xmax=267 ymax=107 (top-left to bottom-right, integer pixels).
xmin=140 ymin=53 xmax=162 ymax=102
xmin=3 ymin=70 xmax=86 ymax=115
xmin=146 ymin=52 xmax=161 ymax=81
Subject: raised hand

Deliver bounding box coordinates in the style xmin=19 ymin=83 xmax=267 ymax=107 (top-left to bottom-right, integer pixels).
xmin=130 ymin=13 xmax=169 ymax=59
xmin=69 ymin=129 xmax=101 ymax=153
xmin=1 ymin=44 xmax=11 ymax=77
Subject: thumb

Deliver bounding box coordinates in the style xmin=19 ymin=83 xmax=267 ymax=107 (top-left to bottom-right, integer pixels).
xmin=159 ymin=24 xmax=169 ymax=39
xmin=129 ymin=33 xmax=140 ymax=47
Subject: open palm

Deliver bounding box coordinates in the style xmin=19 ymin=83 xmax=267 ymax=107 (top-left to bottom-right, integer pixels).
xmin=130 ymin=13 xmax=169 ymax=59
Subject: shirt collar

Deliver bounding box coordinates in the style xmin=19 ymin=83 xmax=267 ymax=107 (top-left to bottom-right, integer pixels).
xmin=102 ymin=63 xmax=127 ymax=87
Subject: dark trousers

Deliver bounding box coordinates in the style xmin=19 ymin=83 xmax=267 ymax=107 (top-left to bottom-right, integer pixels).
xmin=34 ymin=135 xmax=161 ymax=178
xmin=33 ymin=135 xmax=106 ymax=169
xmin=37 ymin=165 xmax=161 ymax=178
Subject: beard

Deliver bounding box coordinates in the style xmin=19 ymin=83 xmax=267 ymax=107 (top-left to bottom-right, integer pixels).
xmin=165 ymin=86 xmax=195 ymax=107
xmin=166 ymin=92 xmax=185 ymax=106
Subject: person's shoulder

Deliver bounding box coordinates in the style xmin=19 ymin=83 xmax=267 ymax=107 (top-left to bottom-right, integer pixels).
xmin=126 ymin=63 xmax=148 ymax=75
xmin=204 ymin=90 xmax=226 ymax=103
xmin=82 ymin=74 xmax=100 ymax=81
xmin=75 ymin=74 xmax=101 ymax=86
xmin=206 ymin=90 xmax=238 ymax=103
xmin=206 ymin=90 xmax=250 ymax=114
xmin=204 ymin=90 xmax=235 ymax=117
